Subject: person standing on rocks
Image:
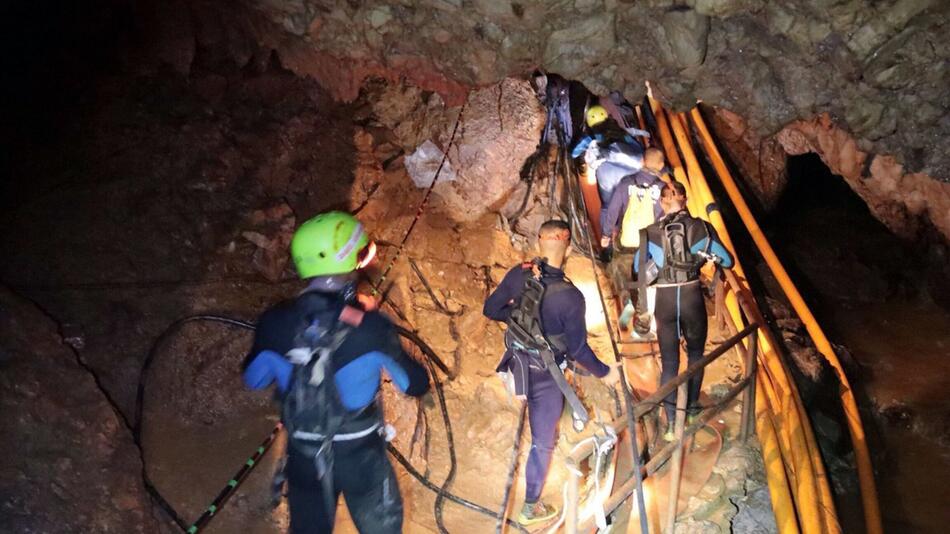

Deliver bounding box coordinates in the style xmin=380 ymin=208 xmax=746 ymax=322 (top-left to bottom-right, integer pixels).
xmin=242 ymin=211 xmax=430 ymax=534
xmin=483 ymin=219 xmax=621 ymax=525
xmin=634 ymin=183 xmax=733 ymax=440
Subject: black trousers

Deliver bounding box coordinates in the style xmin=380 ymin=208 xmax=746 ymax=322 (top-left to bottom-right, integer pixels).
xmin=286 ymin=434 xmax=403 ymax=534
xmin=655 ymin=283 xmax=707 ymax=425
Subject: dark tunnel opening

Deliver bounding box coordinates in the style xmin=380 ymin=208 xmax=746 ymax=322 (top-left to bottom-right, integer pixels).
xmin=763 ymin=153 xmax=950 ymax=533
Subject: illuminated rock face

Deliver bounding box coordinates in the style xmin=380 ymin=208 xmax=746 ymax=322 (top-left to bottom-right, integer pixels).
xmin=133 ymin=0 xmax=948 ymax=237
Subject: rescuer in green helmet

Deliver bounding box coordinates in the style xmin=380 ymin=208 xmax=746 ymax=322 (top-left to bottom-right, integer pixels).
xmin=243 ymin=211 xmax=429 ymax=533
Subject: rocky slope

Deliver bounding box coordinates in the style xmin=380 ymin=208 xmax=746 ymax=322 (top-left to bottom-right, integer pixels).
xmin=0 ymin=288 xmax=160 ymax=533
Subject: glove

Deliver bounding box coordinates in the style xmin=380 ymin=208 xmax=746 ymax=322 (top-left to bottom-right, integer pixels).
xmin=244 ymin=350 xmax=293 ymax=393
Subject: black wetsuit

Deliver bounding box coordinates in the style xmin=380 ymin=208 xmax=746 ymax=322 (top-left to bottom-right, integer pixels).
xmin=483 ymin=262 xmax=609 ymax=503
xmin=244 ymin=286 xmax=429 ymax=533
xmin=636 ymin=210 xmax=734 ymax=423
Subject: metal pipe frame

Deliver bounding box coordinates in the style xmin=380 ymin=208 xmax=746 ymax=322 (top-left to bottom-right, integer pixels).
xmin=564 ymin=284 xmax=760 ymax=532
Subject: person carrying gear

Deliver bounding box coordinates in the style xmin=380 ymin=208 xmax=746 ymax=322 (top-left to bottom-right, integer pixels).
xmin=633 ymin=183 xmax=733 ymax=440
xmin=483 ymin=220 xmax=621 ymax=525
xmin=601 ymin=147 xmax=668 ymax=252
xmin=602 ymin=90 xmax=639 ymax=132
xmin=571 ymin=105 xmax=651 ymax=232
xmin=242 ymin=211 xmax=430 ymax=534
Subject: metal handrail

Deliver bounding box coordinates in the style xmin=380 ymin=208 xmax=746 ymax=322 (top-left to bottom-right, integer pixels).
xmin=564 ymin=273 xmax=761 ymax=533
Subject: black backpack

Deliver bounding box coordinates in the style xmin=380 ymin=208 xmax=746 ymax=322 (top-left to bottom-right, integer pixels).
xmin=504 ymin=259 xmax=590 ymax=428
xmin=659 ymin=212 xmax=711 ymax=284
xmin=504 ymin=260 xmax=570 ymax=356
xmin=281 ymin=313 xmax=354 ymax=458
xmin=276 ymin=294 xmax=359 ymax=514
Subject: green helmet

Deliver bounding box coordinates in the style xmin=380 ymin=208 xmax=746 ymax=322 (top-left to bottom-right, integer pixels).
xmin=291 ymin=211 xmax=370 ymax=278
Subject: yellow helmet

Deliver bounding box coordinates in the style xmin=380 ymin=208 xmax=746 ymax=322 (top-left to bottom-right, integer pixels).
xmin=586 ymin=105 xmax=608 ymax=127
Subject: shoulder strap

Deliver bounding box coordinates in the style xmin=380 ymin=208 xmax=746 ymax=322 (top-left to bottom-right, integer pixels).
xmin=701 ymin=221 xmax=713 ymax=255
xmin=636 ymin=228 xmax=650 ymax=314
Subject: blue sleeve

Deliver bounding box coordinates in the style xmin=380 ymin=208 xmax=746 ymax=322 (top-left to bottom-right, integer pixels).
xmin=633 ymin=239 xmax=664 ymax=273
xmin=483 ymin=266 xmax=523 ymax=322
xmin=334 ymin=350 xmax=428 ymax=410
xmin=602 ymin=179 xmax=631 ymax=237
xmin=243 ymin=350 xmax=293 ymax=392
xmin=571 ymin=136 xmax=593 ymax=158
xmin=368 ymin=316 xmax=430 ymax=397
xmin=691 ymin=237 xmax=734 ymax=268
xmin=561 ymin=291 xmax=610 ymax=377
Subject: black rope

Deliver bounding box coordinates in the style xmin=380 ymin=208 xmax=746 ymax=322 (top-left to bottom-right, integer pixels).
xmin=386 ymin=445 xmax=530 ymax=533
xmin=507 ymin=142 xmax=548 ymax=228
xmin=559 ymin=139 xmax=651 ymax=534
xmin=424 ymin=338 xmax=456 ymax=534
xmin=372 ymin=103 xmax=466 ymax=296
xmin=133 ymin=314 xmax=256 ymax=532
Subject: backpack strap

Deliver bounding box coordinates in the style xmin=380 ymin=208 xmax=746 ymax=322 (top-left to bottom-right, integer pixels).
xmin=506 ymin=260 xmax=590 ymax=429
xmin=636 ymin=227 xmax=650 ymax=315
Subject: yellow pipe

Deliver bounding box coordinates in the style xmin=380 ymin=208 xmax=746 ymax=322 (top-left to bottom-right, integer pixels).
xmin=647 ymin=98 xmax=703 ymax=218
xmin=725 ymin=272 xmax=840 ymax=534
xmin=689 ymin=108 xmax=883 ymax=534
xmin=647 ymin=96 xmax=833 ymax=533
xmin=670 ymin=111 xmax=840 ymax=532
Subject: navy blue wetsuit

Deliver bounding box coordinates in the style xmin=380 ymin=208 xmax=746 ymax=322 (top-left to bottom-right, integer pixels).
xmin=483 ymin=262 xmax=609 ymax=503
xmin=244 ymin=288 xmax=428 ymax=534
xmin=635 ymin=211 xmax=733 ymax=424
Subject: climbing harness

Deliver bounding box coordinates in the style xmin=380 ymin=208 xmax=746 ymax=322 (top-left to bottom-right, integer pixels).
xmin=504 ymin=259 xmax=590 ymax=430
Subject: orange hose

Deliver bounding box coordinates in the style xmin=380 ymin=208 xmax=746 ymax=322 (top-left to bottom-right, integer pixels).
xmin=647 ymin=94 xmax=838 ymax=533
xmin=689 ymin=107 xmax=882 ymax=534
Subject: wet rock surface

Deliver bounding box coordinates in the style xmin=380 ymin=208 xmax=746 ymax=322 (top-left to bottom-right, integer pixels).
xmin=0 ymin=287 xmax=159 ymax=533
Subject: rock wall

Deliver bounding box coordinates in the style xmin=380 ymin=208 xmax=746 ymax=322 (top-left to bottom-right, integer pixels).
xmin=128 ymin=0 xmax=949 ymax=238
xmin=709 ymin=107 xmax=950 ymax=242
xmin=777 ymin=114 xmax=950 ymax=243
xmin=0 ymin=287 xmax=158 ymax=533
xmin=234 ymin=0 xmax=949 ymax=179
xmin=367 ymin=77 xmax=546 ymax=222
